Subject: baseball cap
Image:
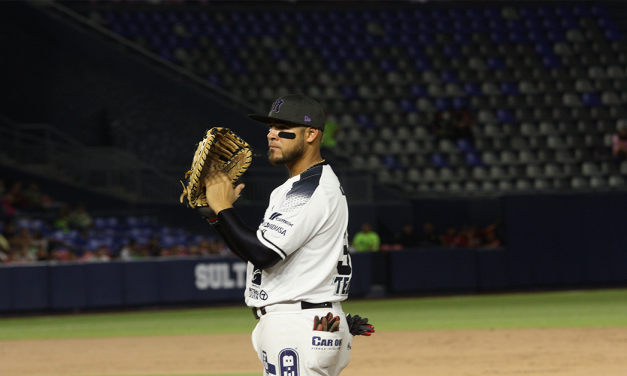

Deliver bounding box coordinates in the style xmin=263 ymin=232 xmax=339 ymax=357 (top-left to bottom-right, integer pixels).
xmin=248 ymin=93 xmax=326 ymax=131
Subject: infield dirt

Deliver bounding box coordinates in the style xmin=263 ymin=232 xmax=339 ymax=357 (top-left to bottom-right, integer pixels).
xmin=2 ymin=328 xmax=626 ymax=376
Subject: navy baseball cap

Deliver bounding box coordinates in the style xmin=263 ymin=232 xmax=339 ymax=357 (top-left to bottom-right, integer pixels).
xmin=248 ymin=93 xmax=326 ymax=131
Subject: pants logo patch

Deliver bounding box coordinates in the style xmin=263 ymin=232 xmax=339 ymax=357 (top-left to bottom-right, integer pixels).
xmin=279 ymin=348 xmax=299 ymax=376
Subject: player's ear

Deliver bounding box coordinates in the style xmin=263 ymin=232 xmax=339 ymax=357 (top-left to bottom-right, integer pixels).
xmin=304 ymin=127 xmax=319 ymax=143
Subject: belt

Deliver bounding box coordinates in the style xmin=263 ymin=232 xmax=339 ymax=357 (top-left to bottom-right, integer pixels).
xmin=252 ymin=301 xmax=334 ymax=320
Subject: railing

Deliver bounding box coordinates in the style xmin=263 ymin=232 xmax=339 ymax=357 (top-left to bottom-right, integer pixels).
xmin=0 ymin=116 xmax=181 ymax=204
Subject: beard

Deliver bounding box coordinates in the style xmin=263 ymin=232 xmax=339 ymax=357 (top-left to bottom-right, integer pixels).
xmin=268 ymin=140 xmax=305 ymax=166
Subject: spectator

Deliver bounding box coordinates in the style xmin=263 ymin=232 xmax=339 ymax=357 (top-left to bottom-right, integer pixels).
xmin=54 ymin=204 xmax=71 ymax=232
xmin=612 ymin=123 xmax=627 ymax=161
xmin=23 ymin=182 xmax=44 ymax=209
xmin=453 ymin=108 xmax=474 ymax=140
xmin=0 ymin=232 xmax=10 ymax=263
xmin=420 ymin=222 xmax=441 ymax=247
xmin=95 ymin=246 xmax=111 ymax=261
xmin=351 ymin=222 xmax=380 ymax=252
xmin=69 ymin=204 xmax=93 ymax=229
xmin=1 ymin=193 xmax=17 ymax=218
xmin=482 ymin=232 xmax=502 ymax=248
xmin=119 ymin=240 xmax=139 ymax=260
xmin=395 ymin=223 xmax=420 ymax=248
xmin=441 ymin=226 xmax=457 ymax=247
xmin=7 ymin=182 xmax=28 ymax=209
xmin=432 ymin=110 xmax=456 ymax=138
xmin=321 ymin=115 xmax=340 ymax=149
xmin=452 ymin=225 xmax=469 ymax=248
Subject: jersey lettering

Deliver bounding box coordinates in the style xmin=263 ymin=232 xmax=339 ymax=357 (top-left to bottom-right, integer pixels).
xmin=334 ymin=232 xmax=352 ymax=296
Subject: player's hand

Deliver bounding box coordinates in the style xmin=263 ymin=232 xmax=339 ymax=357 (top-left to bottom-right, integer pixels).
xmin=313 ymin=312 xmax=340 ymax=332
xmin=203 ymin=172 xmax=245 ymax=215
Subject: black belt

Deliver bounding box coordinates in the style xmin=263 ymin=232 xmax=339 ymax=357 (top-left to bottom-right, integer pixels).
xmin=252 ymin=301 xmax=333 ymax=319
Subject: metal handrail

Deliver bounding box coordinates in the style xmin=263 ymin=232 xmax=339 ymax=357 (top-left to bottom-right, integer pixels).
xmin=30 ymin=0 xmax=263 ymax=114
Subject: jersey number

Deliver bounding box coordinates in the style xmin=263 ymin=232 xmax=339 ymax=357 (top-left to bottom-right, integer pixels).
xmin=334 ymin=234 xmax=352 ymax=296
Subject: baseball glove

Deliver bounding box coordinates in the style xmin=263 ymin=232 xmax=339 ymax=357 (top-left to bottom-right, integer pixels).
xmin=346 ymin=314 xmax=375 ymax=336
xmin=179 ymin=127 xmax=253 ymax=211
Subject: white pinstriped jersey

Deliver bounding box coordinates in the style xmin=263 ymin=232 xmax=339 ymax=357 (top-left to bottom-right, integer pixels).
xmin=245 ymin=164 xmax=352 ymax=307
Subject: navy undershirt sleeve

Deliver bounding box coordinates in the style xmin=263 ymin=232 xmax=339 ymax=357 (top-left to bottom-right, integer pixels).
xmin=212 ymin=208 xmax=282 ymax=270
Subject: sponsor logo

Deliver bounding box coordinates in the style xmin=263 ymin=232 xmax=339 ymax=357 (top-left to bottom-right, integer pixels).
xmin=312 ymin=337 xmax=342 ymax=347
xmin=262 ymin=351 xmax=276 ymax=375
xmin=195 ymin=262 xmax=247 ymax=290
xmin=262 ymin=222 xmax=287 ymax=236
xmin=279 ymin=348 xmax=299 ymax=376
xmin=304 ymin=116 xmax=311 ymax=122
xmin=269 ymin=212 xmax=294 ymax=227
xmin=248 ymin=287 xmax=268 ymax=301
xmin=252 ymin=268 xmax=262 ymax=285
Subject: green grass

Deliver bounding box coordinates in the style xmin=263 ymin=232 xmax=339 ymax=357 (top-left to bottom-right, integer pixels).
xmin=2 ymin=289 xmax=627 ymax=341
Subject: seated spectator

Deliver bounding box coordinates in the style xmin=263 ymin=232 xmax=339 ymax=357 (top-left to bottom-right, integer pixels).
xmin=54 ymin=204 xmax=72 ymax=232
xmin=119 ymin=240 xmax=139 ymax=260
xmin=0 ymin=232 xmax=10 ymax=263
xmin=482 ymin=232 xmax=502 ymax=248
xmin=612 ymin=124 xmax=627 ymax=161
xmin=351 ymin=222 xmax=380 ymax=252
xmin=431 ymin=110 xmax=456 ymax=138
xmin=453 ymin=108 xmax=474 ymax=140
xmin=395 ymin=223 xmax=420 ymax=248
xmin=452 ymin=225 xmax=469 ymax=248
xmin=420 ymin=222 xmax=441 ymax=247
xmin=23 ymin=182 xmax=44 ymax=209
xmin=69 ymin=204 xmax=93 ymax=229
xmin=1 ymin=193 xmax=17 ymax=218
xmin=7 ymin=182 xmax=28 ymax=209
xmin=441 ymin=226 xmax=457 ymax=247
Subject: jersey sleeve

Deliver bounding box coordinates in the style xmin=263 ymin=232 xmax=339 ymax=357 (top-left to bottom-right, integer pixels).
xmin=256 ymin=169 xmax=328 ymax=258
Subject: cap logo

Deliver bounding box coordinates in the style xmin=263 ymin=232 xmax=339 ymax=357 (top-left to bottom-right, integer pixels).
xmin=304 ymin=116 xmax=311 ymax=122
xmin=271 ymin=98 xmax=284 ymax=113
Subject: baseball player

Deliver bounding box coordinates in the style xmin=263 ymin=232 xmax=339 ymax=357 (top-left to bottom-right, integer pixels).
xmin=201 ymin=94 xmax=364 ymax=376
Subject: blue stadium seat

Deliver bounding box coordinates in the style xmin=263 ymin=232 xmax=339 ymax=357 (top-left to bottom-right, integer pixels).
xmin=435 ymin=98 xmax=451 ymax=111
xmin=497 ymin=109 xmax=517 ymax=123
xmin=400 ymin=98 xmax=417 ymax=112
xmin=464 ymin=83 xmax=482 ymax=96
xmin=470 ymin=19 xmax=491 ymax=32
xmin=487 ymin=56 xmax=505 ymax=70
xmin=410 ymin=84 xmax=429 ymax=97
xmin=414 ymin=57 xmax=432 ymax=70
xmin=381 ymin=59 xmax=398 ymax=72
xmin=543 ymin=55 xmax=562 ymax=68
xmin=452 ymin=97 xmax=470 ymax=110
xmin=357 ymin=114 xmax=377 ymax=128
xmin=464 ymin=151 xmax=485 ymax=167
xmin=605 ymin=29 xmax=622 ymax=41
xmin=328 ymin=60 xmax=344 ymax=73
xmin=431 ymin=153 xmax=451 ymax=168
xmin=561 ymin=18 xmax=580 ymax=30
xmin=454 ymin=33 xmax=471 ymax=45
xmin=573 ymin=5 xmax=592 ymax=17
xmin=456 ymin=138 xmax=475 ymax=153
xmin=582 ymin=92 xmax=602 ymax=106
xmin=441 ymin=71 xmax=459 ymax=83
xmin=383 ymin=155 xmax=403 ymax=170
xmin=206 ymin=74 xmax=225 ymax=88
xmin=443 ymin=45 xmax=462 ymax=58
xmin=591 ymin=4 xmax=609 ymax=17
xmin=501 ymin=82 xmax=519 ymax=95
